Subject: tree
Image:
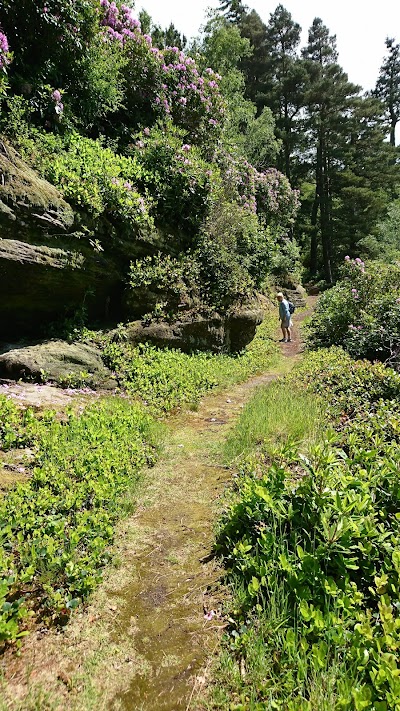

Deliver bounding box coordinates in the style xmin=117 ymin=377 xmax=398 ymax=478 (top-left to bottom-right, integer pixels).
xmin=331 ymin=96 xmax=398 ymax=258
xmin=200 ymin=15 xmax=279 ymax=167
xmin=238 ymin=10 xmax=269 ymax=111
xmin=374 ymin=37 xmax=400 ymax=146
xmin=263 ymin=5 xmax=308 ymax=180
xmin=152 ymin=22 xmax=187 ymax=50
xmin=302 ymin=18 xmax=360 ymax=282
xmin=218 ymin=0 xmax=247 ymax=23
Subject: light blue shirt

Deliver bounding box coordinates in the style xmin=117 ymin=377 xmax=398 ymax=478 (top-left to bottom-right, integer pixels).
xmin=279 ymin=299 xmax=290 ymax=320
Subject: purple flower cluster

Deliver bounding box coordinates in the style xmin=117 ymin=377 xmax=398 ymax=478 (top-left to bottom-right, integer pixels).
xmin=344 ymin=256 xmax=365 ymax=273
xmin=217 ymin=152 xmax=299 ymax=224
xmin=51 ymin=88 xmax=64 ymax=116
xmin=0 ymin=29 xmax=10 ymax=70
xmin=100 ymin=0 xmax=141 ymax=44
xmin=155 ymin=47 xmax=225 ymax=134
xmin=98 ymin=5 xmax=225 ymax=139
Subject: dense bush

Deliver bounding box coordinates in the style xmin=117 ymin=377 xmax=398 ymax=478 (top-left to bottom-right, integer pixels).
xmin=215 ymin=350 xmax=400 ymax=710
xmin=0 ymin=396 xmax=163 ymax=645
xmin=295 ymin=346 xmax=400 ymax=416
xmin=130 ymin=124 xmax=213 ymax=237
xmin=307 ymin=260 xmax=400 ymax=369
xmin=20 ymin=130 xmax=153 ymax=239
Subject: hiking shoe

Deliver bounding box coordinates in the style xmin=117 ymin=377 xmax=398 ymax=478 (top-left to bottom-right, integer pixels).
xmin=279 ymin=338 xmax=287 ymax=342
xmin=287 ymin=339 xmax=292 ymax=342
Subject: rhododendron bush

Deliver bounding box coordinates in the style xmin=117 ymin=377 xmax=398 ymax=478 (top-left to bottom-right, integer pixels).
xmin=0 ymin=0 xmax=225 ymax=144
xmin=307 ymin=260 xmax=400 ymax=369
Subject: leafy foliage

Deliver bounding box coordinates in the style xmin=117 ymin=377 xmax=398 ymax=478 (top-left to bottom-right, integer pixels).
xmin=20 ymin=130 xmax=153 ymax=237
xmin=0 ymin=396 xmax=163 ymax=645
xmin=103 ymin=314 xmax=278 ymax=413
xmin=212 ymin=350 xmax=400 ymax=710
xmin=306 ymin=260 xmax=400 ymax=369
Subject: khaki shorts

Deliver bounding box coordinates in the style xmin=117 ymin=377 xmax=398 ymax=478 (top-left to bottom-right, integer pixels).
xmin=281 ymin=318 xmax=292 ymax=329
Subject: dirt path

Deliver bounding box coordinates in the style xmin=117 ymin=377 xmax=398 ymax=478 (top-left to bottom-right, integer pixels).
xmin=0 ymin=304 xmax=313 ymax=711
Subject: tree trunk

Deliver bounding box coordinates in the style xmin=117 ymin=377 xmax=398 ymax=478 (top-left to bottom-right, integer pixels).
xmin=319 ymin=127 xmax=333 ymax=283
xmin=310 ymin=189 xmax=319 ymax=276
xmin=390 ymin=118 xmax=396 ymax=147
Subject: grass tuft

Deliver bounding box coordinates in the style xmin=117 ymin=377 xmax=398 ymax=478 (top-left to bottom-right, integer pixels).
xmin=224 ymin=380 xmax=326 ymax=462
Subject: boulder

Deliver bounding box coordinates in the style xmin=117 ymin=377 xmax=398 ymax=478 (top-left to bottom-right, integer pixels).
xmin=0 ymin=341 xmax=115 ymax=388
xmin=113 ymin=307 xmax=264 ymax=354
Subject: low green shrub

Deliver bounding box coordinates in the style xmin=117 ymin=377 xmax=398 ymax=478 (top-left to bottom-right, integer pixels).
xmin=0 ymin=396 xmax=163 ymax=645
xmin=210 ymin=350 xmax=400 ymax=710
xmin=306 ymin=260 xmax=400 ymax=369
xmin=103 ymin=314 xmax=279 ymax=413
xmin=294 ymin=346 xmax=400 ymax=416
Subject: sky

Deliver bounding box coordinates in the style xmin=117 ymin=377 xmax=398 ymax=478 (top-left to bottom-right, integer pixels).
xmin=135 ymin=0 xmax=400 ymax=92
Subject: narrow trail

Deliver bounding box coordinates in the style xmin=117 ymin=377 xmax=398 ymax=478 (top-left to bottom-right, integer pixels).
xmin=1 ymin=303 xmax=314 ymax=711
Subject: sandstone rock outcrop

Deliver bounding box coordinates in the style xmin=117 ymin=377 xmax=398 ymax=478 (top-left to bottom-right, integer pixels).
xmin=112 ymin=307 xmax=264 ymax=354
xmin=0 ymin=141 xmax=121 ymax=337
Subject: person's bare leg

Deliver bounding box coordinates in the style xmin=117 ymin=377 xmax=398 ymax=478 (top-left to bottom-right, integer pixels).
xmin=287 ymin=325 xmax=292 ymax=341
xmin=281 ymin=323 xmax=287 ymax=341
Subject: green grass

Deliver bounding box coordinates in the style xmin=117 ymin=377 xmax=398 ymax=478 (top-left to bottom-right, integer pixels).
xmin=224 ymin=380 xmax=326 ymax=462
xmin=204 ymin=582 xmax=356 ymax=711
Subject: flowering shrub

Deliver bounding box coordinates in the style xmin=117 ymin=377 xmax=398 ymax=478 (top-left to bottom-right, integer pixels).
xmin=307 ymin=260 xmax=400 ymax=368
xmin=215 ymin=151 xmax=300 ymax=229
xmin=0 ymin=1 xmax=99 ymax=76
xmin=130 ymin=124 xmax=212 ymax=237
xmin=0 ymin=28 xmax=11 ymax=71
xmin=0 ymin=27 xmax=11 ymax=99
xmin=22 ymin=130 xmax=153 ymax=237
xmin=118 ymin=35 xmax=226 ymax=147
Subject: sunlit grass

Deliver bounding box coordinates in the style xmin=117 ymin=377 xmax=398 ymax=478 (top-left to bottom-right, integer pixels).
xmin=224 ymin=380 xmax=326 ymax=462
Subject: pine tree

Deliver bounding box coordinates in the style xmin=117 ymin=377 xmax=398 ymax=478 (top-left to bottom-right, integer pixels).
xmin=218 ymin=0 xmax=247 ymax=23
xmin=332 ymin=96 xmax=398 ymax=257
xmin=374 ymin=37 xmax=400 ymax=146
xmin=238 ymin=10 xmax=269 ymax=111
xmin=263 ymin=5 xmax=307 ymax=180
xmin=302 ymin=18 xmax=360 ymax=282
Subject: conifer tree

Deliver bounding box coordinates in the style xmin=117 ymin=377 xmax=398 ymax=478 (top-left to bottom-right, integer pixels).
xmin=263 ymin=5 xmax=307 ymax=180
xmin=218 ymin=0 xmax=247 ymax=23
xmin=374 ymin=37 xmax=400 ymax=146
xmin=238 ymin=10 xmax=269 ymax=111
xmin=302 ymin=18 xmax=360 ymax=281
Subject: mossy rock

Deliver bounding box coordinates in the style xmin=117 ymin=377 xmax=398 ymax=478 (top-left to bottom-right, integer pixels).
xmin=0 ymin=139 xmax=123 ymax=337
xmin=113 ymin=307 xmax=264 ymax=354
xmin=0 ymin=340 xmax=115 ymax=389
xmin=0 ymin=140 xmax=74 ymax=236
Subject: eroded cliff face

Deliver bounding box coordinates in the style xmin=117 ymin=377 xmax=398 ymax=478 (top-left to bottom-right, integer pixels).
xmin=0 ymin=140 xmax=121 ymax=337
xmin=0 ymin=140 xmax=266 ymax=357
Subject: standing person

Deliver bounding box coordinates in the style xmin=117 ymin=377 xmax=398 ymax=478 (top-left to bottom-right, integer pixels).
xmin=277 ymin=292 xmax=292 ymax=343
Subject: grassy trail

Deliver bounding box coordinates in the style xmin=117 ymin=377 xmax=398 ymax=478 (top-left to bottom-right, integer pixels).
xmin=0 ymin=304 xmax=314 ymax=711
